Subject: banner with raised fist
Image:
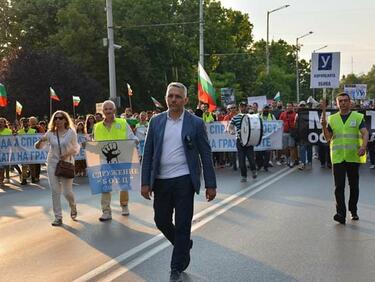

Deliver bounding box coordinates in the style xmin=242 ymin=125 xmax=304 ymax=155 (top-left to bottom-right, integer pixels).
xmin=85 ymin=140 xmax=140 ymax=194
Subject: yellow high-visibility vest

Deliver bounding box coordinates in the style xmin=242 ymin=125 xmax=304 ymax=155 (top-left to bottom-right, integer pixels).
xmin=93 ymin=118 xmax=128 ymax=141
xmin=0 ymin=128 xmax=12 ymax=135
xmin=328 ymin=111 xmax=366 ymax=164
xmin=18 ymin=128 xmax=36 ymax=135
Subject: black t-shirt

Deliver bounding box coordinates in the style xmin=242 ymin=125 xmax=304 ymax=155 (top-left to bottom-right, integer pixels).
xmin=327 ymin=112 xmax=365 ymax=133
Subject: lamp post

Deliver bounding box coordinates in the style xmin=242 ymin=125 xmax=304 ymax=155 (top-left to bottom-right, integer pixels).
xmin=266 ymin=4 xmax=290 ymax=75
xmin=313 ymin=45 xmax=328 ymax=53
xmin=296 ymin=31 xmax=313 ymax=103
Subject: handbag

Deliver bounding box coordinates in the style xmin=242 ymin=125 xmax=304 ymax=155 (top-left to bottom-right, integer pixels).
xmin=55 ymin=130 xmax=75 ymax=178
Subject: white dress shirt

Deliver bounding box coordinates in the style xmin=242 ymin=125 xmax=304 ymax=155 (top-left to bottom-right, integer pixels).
xmin=157 ymin=110 xmax=190 ymax=179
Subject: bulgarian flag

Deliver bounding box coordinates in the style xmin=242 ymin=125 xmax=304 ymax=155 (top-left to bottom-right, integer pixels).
xmin=198 ymin=62 xmax=217 ymax=112
xmin=0 ymin=83 xmax=8 ymax=107
xmin=16 ymin=101 xmax=23 ymax=116
xmin=72 ymin=96 xmax=81 ymax=107
xmin=127 ymin=83 xmax=133 ymax=96
xmin=50 ymin=87 xmax=60 ymax=101
xmin=151 ymin=96 xmax=164 ymax=109
xmin=273 ymin=91 xmax=281 ymax=102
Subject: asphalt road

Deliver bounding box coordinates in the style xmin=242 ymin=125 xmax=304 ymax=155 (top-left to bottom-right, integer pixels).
xmin=1 ymin=162 xmax=374 ymax=282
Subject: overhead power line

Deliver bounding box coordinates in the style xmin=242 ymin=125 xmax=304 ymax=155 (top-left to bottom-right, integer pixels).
xmin=116 ymin=21 xmax=200 ymax=29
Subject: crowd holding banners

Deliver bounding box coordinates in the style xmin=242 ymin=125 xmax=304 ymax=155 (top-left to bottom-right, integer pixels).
xmin=293 ymin=109 xmax=375 ymax=144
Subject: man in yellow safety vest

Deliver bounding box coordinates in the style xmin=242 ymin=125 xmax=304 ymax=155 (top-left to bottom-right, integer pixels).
xmin=321 ymin=92 xmax=368 ymax=224
xmin=93 ymin=100 xmax=138 ymax=221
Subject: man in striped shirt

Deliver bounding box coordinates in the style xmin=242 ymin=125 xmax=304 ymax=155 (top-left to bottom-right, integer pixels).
xmin=229 ymin=102 xmax=257 ymax=182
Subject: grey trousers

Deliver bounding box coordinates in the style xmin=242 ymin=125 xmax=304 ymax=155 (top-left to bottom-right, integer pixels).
xmin=47 ymin=163 xmax=76 ymax=220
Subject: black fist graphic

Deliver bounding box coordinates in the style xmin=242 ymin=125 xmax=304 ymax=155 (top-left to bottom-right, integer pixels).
xmin=101 ymin=142 xmax=121 ymax=163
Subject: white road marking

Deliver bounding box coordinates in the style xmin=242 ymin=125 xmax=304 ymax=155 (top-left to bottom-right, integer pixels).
xmin=74 ymin=167 xmax=295 ymax=282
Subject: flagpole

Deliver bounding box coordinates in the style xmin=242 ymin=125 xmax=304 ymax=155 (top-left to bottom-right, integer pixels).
xmin=129 ymin=95 xmax=132 ymax=111
xmin=73 ymin=104 xmax=76 ymax=120
xmin=50 ymin=97 xmax=52 ymax=120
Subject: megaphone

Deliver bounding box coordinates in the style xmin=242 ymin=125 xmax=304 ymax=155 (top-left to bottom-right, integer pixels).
xmin=307 ymin=96 xmax=319 ymax=108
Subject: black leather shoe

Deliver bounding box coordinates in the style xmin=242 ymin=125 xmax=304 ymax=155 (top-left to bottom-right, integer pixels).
xmin=182 ymin=239 xmax=193 ymax=272
xmin=333 ymin=214 xmax=346 ymax=224
xmin=351 ymin=212 xmax=359 ymax=220
xmin=170 ymin=270 xmax=182 ymax=282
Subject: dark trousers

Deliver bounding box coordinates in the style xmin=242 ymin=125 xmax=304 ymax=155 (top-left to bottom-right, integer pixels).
xmin=332 ymin=162 xmax=359 ymax=216
xmin=368 ymin=142 xmax=375 ymax=165
xmin=255 ymin=151 xmax=270 ymax=169
xmin=153 ymin=175 xmax=194 ymax=272
xmin=236 ymin=139 xmax=256 ymax=178
xmin=318 ymin=144 xmax=331 ymax=166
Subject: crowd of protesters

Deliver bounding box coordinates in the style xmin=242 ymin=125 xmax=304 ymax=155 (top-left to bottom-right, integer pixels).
xmin=0 ymin=98 xmax=374 ymax=187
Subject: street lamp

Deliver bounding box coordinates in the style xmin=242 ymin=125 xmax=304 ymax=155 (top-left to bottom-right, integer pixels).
xmin=313 ymin=45 xmax=328 ymax=53
xmin=296 ymin=31 xmax=313 ymax=103
xmin=266 ymin=4 xmax=290 ymax=75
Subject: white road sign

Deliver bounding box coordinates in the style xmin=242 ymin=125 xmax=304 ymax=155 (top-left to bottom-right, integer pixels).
xmin=310 ymin=52 xmax=340 ymax=89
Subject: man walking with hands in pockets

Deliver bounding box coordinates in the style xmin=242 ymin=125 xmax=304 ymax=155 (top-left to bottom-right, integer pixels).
xmin=141 ymin=82 xmax=217 ymax=282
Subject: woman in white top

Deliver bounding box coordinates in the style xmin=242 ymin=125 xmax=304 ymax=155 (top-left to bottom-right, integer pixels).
xmin=35 ymin=111 xmax=80 ymax=226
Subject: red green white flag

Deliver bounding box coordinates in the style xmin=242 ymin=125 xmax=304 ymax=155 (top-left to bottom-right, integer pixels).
xmin=72 ymin=96 xmax=81 ymax=107
xmin=50 ymin=87 xmax=60 ymax=101
xmin=151 ymin=96 xmax=164 ymax=109
xmin=198 ymin=62 xmax=217 ymax=112
xmin=16 ymin=101 xmax=23 ymax=116
xmin=0 ymin=83 xmax=8 ymax=107
xmin=127 ymin=83 xmax=133 ymax=96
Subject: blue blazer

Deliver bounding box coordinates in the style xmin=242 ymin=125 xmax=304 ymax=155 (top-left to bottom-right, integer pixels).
xmin=141 ymin=110 xmax=217 ymax=194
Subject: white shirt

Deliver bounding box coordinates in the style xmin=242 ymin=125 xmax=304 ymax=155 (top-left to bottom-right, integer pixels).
xmin=42 ymin=128 xmax=80 ymax=165
xmin=157 ymin=110 xmax=190 ymax=179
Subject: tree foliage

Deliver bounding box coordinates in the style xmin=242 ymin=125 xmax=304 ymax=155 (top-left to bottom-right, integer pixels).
xmin=1 ymin=0 xmax=372 ymax=118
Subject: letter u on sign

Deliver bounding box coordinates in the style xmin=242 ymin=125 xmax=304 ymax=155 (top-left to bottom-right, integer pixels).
xmin=318 ymin=53 xmax=332 ymax=70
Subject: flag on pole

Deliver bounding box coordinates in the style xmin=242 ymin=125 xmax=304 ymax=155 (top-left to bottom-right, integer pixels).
xmin=198 ymin=62 xmax=217 ymax=112
xmin=16 ymin=101 xmax=23 ymax=116
xmin=50 ymin=87 xmax=60 ymax=101
xmin=127 ymin=83 xmax=133 ymax=96
xmin=273 ymin=91 xmax=281 ymax=102
xmin=0 ymin=83 xmax=8 ymax=107
xmin=72 ymin=96 xmax=81 ymax=107
xmin=151 ymin=96 xmax=164 ymax=109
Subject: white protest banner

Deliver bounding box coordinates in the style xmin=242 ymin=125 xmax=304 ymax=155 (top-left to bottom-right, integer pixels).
xmin=0 ymin=134 xmax=48 ymax=165
xmin=310 ymin=52 xmax=340 ymax=88
xmin=344 ymin=84 xmax=367 ymax=100
xmin=0 ymin=134 xmax=87 ymax=165
xmin=205 ymin=121 xmax=283 ymax=152
xmin=247 ymin=96 xmax=268 ymax=109
xmin=85 ymin=140 xmax=140 ymax=194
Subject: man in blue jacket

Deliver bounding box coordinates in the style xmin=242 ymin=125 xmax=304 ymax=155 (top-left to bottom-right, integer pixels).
xmin=141 ymin=82 xmax=217 ymax=282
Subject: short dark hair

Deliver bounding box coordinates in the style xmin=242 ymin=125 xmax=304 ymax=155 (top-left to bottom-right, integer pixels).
xmin=336 ymin=92 xmax=350 ymax=100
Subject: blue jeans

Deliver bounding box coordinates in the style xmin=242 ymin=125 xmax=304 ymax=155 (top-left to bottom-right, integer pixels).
xmin=299 ymin=144 xmax=312 ymax=164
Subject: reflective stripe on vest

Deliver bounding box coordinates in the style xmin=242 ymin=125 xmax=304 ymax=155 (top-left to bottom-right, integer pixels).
xmin=93 ymin=118 xmax=128 ymax=141
xmin=328 ymin=111 xmax=366 ymax=164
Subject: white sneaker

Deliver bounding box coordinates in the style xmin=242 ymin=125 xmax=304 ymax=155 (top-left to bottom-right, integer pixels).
xmin=99 ymin=212 xmax=112 ymax=221
xmin=370 ymin=165 xmax=375 ymax=169
xmin=276 ymin=161 xmax=282 ymax=166
xmin=298 ymin=163 xmax=305 ymax=170
xmin=240 ymin=177 xmax=247 ymax=183
xmin=121 ymin=205 xmax=130 ymax=216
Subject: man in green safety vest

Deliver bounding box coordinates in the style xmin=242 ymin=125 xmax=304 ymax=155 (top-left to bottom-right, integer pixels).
xmin=93 ymin=100 xmax=139 ymax=222
xmin=0 ymin=117 xmax=12 ymax=186
xmin=321 ymin=92 xmax=369 ymax=224
xmin=18 ymin=117 xmax=37 ymax=185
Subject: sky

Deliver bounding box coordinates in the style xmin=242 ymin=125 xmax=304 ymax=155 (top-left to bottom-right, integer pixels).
xmin=220 ymin=0 xmax=375 ymax=76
